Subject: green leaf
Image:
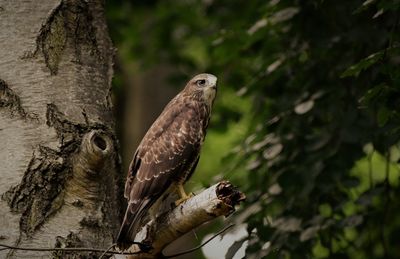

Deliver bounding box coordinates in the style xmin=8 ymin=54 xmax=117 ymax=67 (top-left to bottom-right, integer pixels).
xmin=341 ymin=51 xmax=384 ymax=78
xmin=319 ymin=203 xmax=332 ymax=217
xmin=300 ymin=226 xmax=320 ymax=242
xmin=377 ymin=106 xmax=390 ymax=127
xmin=358 ymin=83 xmax=386 ymax=105
xmin=312 ymin=240 xmax=330 ymax=258
xmin=269 ymin=7 xmax=299 ymax=24
xmin=294 ymin=100 xmax=314 ymax=114
xmin=362 ymin=0 xmax=376 ymax=7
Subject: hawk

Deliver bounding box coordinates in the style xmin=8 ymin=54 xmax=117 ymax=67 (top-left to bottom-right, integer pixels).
xmin=117 ymin=73 xmax=218 ymax=247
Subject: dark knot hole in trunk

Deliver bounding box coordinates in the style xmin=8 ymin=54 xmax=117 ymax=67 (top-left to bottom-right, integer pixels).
xmin=93 ymin=134 xmax=107 ymax=151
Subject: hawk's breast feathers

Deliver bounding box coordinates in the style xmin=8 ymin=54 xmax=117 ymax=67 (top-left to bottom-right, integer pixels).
xmin=125 ymin=96 xmax=206 ymax=201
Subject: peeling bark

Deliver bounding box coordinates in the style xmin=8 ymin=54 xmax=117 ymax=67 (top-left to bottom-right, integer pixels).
xmin=0 ymin=79 xmax=34 ymax=120
xmin=122 ymin=181 xmax=245 ymax=259
xmin=0 ymin=0 xmax=119 ymax=258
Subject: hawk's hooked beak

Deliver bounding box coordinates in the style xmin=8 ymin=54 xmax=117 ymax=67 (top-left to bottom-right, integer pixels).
xmin=201 ymin=74 xmax=217 ymax=105
xmin=209 ymin=80 xmax=217 ymax=92
xmin=208 ymin=75 xmax=217 ymax=90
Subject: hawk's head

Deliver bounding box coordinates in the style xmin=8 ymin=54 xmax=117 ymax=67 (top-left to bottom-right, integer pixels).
xmin=184 ymin=73 xmax=217 ymax=107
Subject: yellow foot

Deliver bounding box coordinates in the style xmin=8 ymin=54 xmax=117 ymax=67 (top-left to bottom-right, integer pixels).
xmin=174 ymin=184 xmax=194 ymax=206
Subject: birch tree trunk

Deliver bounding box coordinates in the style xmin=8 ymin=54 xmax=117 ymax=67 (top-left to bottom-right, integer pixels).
xmin=0 ymin=0 xmax=120 ymax=258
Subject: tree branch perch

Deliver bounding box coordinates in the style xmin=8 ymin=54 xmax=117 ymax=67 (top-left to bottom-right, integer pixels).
xmin=123 ymin=180 xmax=245 ymax=259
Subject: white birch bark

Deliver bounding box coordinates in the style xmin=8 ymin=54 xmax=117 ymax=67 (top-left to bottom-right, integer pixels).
xmin=0 ymin=0 xmax=120 ymax=258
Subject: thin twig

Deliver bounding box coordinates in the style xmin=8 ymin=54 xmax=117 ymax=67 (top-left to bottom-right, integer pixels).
xmin=0 ymin=224 xmax=235 ymax=258
xmin=99 ymin=243 xmax=116 ymax=259
xmin=0 ymin=243 xmax=143 ymax=255
xmin=163 ymin=224 xmax=235 ymax=258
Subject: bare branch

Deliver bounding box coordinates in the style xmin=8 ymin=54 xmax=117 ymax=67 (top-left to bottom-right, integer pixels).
xmin=0 ymin=243 xmax=141 ymax=255
xmin=124 ymin=180 xmax=245 ymax=259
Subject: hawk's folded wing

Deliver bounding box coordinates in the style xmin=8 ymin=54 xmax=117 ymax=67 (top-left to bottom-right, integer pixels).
xmin=117 ymin=97 xmax=203 ymax=244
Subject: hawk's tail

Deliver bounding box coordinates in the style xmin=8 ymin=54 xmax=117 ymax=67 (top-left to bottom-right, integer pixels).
xmin=116 ymin=199 xmax=151 ymax=250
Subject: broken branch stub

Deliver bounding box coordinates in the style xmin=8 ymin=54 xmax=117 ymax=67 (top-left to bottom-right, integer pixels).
xmin=65 ymin=130 xmax=114 ymax=207
xmin=125 ymin=180 xmax=246 ymax=259
xmin=80 ymin=130 xmax=113 ymax=170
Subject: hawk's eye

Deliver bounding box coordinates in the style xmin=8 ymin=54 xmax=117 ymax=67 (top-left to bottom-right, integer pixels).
xmin=196 ymin=79 xmax=206 ymax=87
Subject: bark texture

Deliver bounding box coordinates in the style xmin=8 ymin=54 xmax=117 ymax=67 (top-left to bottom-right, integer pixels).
xmin=0 ymin=0 xmax=119 ymax=258
xmin=121 ymin=181 xmax=245 ymax=259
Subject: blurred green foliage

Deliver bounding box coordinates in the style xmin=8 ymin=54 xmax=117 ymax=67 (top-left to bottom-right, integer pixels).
xmin=107 ymin=0 xmax=400 ymax=258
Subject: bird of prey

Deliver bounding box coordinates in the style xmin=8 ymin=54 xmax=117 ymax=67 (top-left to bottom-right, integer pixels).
xmin=117 ymin=73 xmax=218 ymax=247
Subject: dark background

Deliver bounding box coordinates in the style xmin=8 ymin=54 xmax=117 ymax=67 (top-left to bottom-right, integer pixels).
xmin=106 ymin=0 xmax=400 ymax=258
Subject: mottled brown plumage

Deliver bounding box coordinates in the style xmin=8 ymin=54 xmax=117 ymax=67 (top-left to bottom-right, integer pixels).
xmin=117 ymin=73 xmax=217 ymax=247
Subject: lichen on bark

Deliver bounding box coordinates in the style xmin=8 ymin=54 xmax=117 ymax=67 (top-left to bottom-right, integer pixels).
xmin=2 ymin=146 xmax=69 ymax=235
xmin=2 ymin=103 xmax=118 ymax=238
xmin=0 ymin=79 xmax=37 ymax=120
xmin=23 ymin=0 xmax=100 ymax=75
xmin=41 ymin=9 xmax=67 ymax=75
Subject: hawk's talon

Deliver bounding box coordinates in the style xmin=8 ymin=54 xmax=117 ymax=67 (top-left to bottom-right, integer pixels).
xmin=175 ymin=192 xmax=194 ymax=206
xmin=175 ymin=184 xmax=194 ymax=206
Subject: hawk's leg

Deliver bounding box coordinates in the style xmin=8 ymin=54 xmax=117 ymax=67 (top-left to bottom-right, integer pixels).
xmin=175 ymin=184 xmax=194 ymax=206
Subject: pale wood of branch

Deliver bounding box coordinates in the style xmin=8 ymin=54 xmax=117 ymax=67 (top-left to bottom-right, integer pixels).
xmin=119 ymin=181 xmax=245 ymax=259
